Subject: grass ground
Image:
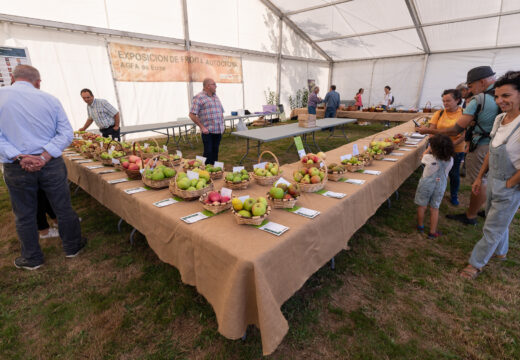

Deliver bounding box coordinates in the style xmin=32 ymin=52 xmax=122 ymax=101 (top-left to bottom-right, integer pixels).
xmin=0 ymin=120 xmax=519 ymax=359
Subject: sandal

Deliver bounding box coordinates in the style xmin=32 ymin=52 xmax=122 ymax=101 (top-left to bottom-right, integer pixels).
xmin=417 ymin=225 xmax=425 ymax=233
xmin=460 ymin=264 xmax=481 ymax=279
xmin=428 ymin=231 xmax=442 ymax=239
xmin=492 ymin=254 xmax=507 ymax=261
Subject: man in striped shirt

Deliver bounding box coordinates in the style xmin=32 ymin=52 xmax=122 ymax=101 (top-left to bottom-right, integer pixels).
xmin=78 ymin=88 xmax=121 ymax=140
xmin=189 ymin=78 xmax=225 ymax=164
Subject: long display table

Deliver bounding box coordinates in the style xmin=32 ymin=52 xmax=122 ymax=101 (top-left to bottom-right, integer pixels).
xmin=64 ymin=120 xmax=427 ymax=355
xmin=290 ymin=107 xmax=432 ymax=123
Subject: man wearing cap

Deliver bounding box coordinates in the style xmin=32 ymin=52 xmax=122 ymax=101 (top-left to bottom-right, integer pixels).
xmin=416 ymin=66 xmax=499 ymax=225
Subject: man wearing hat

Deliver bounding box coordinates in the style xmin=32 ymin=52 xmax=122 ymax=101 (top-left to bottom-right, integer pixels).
xmin=417 ymin=65 xmax=499 ymax=225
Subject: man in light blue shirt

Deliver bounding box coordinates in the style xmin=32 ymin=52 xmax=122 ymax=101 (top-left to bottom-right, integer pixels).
xmin=0 ymin=65 xmax=85 ymax=270
xmin=323 ymin=85 xmax=340 ymax=118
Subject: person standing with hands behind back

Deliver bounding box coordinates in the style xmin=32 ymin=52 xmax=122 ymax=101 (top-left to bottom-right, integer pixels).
xmin=189 ymin=78 xmax=225 ymax=165
xmin=78 ymin=89 xmax=121 ymax=141
xmin=307 ymin=86 xmax=321 ymax=115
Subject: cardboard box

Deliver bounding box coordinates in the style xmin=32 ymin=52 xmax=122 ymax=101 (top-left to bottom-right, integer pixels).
xmin=298 ymin=113 xmax=316 ymax=128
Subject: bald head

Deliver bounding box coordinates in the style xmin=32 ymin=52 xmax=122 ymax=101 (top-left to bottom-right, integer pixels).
xmin=13 ymin=65 xmax=41 ymax=88
xmin=203 ymin=78 xmax=217 ymax=95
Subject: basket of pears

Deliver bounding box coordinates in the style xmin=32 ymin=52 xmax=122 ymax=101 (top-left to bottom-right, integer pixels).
xmin=142 ymin=155 xmax=177 ymax=189
xmin=231 ymin=196 xmax=271 ymax=225
xmin=292 ymin=164 xmax=327 ymax=192
xmin=327 ymin=163 xmax=347 ymax=181
xmin=224 ymin=169 xmax=251 ymax=190
xmin=341 ymin=156 xmax=365 ymax=172
xmin=251 ymin=151 xmax=282 ymax=186
xmin=169 ymin=169 xmax=213 ymax=200
xmin=206 ymin=164 xmax=224 ymax=180
xmin=140 ymin=138 xmax=166 ymax=159
xmin=267 ymin=183 xmax=300 ymax=209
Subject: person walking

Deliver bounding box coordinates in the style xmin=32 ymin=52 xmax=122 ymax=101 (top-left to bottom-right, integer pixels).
xmin=355 ymin=88 xmax=364 ymax=110
xmin=323 ymin=85 xmax=340 ymax=118
xmin=461 ymin=71 xmax=520 ymax=279
xmin=416 ymin=66 xmax=499 ymax=225
xmin=307 ymin=86 xmax=321 ymax=115
xmin=189 ymin=78 xmax=225 ymax=165
xmin=0 ymin=65 xmax=86 ymax=270
xmin=78 ymin=88 xmax=121 ymax=141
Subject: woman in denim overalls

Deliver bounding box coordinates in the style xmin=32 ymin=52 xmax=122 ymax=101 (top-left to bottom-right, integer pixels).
xmin=462 ymin=71 xmax=520 ymax=279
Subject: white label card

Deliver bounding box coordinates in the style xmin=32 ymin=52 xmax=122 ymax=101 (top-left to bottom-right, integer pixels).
xmin=176 ymin=150 xmax=183 ymax=157
xmin=411 ymin=133 xmax=426 ymax=139
xmin=399 ymin=147 xmax=413 ymax=151
xmin=253 ymin=162 xmax=267 ymax=169
xmin=65 ymin=153 xmax=78 ymax=157
xmin=294 ymin=207 xmax=320 ymax=219
xmin=320 ymin=161 xmax=325 ymax=168
xmin=153 ymin=198 xmax=178 ymax=208
xmin=76 ymin=160 xmax=93 ymax=164
xmin=196 ymin=155 xmax=207 ymax=165
xmin=139 ymin=169 xmax=144 ymax=175
xmin=99 ymin=141 xmax=103 ymax=148
xmin=108 ymin=178 xmax=130 ymax=184
xmin=363 ymin=170 xmax=381 ymax=175
xmin=98 ymin=169 xmax=117 ymax=174
xmin=322 ymin=191 xmax=347 ymax=199
xmin=233 ymin=166 xmax=244 ymax=173
xmin=382 ymin=158 xmax=399 ymax=162
xmin=238 ymin=195 xmax=250 ymax=203
xmin=144 ymin=143 xmax=149 ymax=149
xmin=404 ymin=143 xmax=418 ymax=147
xmin=345 ymin=179 xmax=365 ymax=185
xmin=297 ymin=149 xmax=306 ymax=159
xmin=364 ymin=145 xmax=368 ymax=151
xmin=110 ymin=145 xmax=115 ymax=152
xmin=112 ymin=158 xmax=120 ymax=165
xmin=352 ymin=144 xmax=359 ymax=156
xmin=340 ymin=154 xmax=352 ymax=161
xmin=124 ymin=187 xmax=147 ymax=195
xmin=214 ymin=161 xmax=224 ymax=169
xmin=187 ymin=170 xmax=199 ymax=180
xmin=390 ymin=152 xmax=405 ymax=156
xmin=181 ymin=212 xmax=209 ymax=224
xmin=86 ymin=165 xmax=104 ymax=170
xmin=274 ymin=177 xmax=291 ymax=187
xmin=220 ymin=187 xmax=232 ymax=199
xmin=69 ymin=157 xmax=84 ymax=160
xmin=258 ymin=221 xmax=289 ymax=236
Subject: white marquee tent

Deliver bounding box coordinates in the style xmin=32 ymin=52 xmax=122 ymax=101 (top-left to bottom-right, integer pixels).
xmin=1 ymin=0 xmax=519 ymax=135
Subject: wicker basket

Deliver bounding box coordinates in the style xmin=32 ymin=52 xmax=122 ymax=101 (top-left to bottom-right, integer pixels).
xmin=346 ymin=163 xmax=365 ymax=172
xmin=251 ymin=151 xmax=282 ymax=186
xmin=182 ymin=159 xmax=206 ymax=171
xmin=299 ymin=164 xmax=328 ymax=193
xmin=327 ymin=170 xmax=346 ymax=182
xmin=168 ymin=177 xmax=213 ymax=201
xmin=302 ymin=160 xmax=321 ymax=169
xmin=267 ymin=193 xmax=298 ymax=209
xmin=373 ymin=153 xmax=384 ymax=160
xmin=141 ymin=155 xmax=177 ymax=189
xmin=199 ymin=192 xmax=232 ymax=214
xmin=231 ymin=206 xmax=271 ymax=225
xmin=100 ymin=158 xmax=114 ymax=166
xmin=422 ymin=101 xmax=432 ymax=113
xmin=123 ymin=142 xmax=144 ymax=180
xmin=209 ymin=171 xmax=223 ymax=180
xmin=223 ymin=173 xmax=252 ymax=190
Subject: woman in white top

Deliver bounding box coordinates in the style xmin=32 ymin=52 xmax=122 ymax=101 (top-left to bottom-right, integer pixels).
xmin=461 ymin=71 xmax=520 ymax=279
xmin=383 ymin=85 xmax=393 ymax=110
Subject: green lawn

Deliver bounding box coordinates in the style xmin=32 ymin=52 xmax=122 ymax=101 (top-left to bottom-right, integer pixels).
xmin=1 ymin=120 xmax=519 ymax=359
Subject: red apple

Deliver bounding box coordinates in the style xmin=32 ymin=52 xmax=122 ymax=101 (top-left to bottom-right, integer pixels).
xmin=301 ymin=156 xmax=308 ymax=163
xmin=128 ymin=163 xmax=139 ymax=171
xmin=312 ymin=155 xmax=319 ymax=163
xmin=122 ymin=161 xmax=130 ymax=169
xmin=220 ymin=196 xmax=230 ymax=203
xmin=128 ymin=155 xmax=139 ymax=163
xmin=284 ymin=194 xmax=292 ymax=200
xmin=310 ymin=175 xmax=321 ymax=184
xmin=208 ymin=191 xmax=221 ymax=203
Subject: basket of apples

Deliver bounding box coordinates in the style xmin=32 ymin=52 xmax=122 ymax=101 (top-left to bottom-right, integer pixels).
xmin=224 ymin=169 xmax=251 ymax=190
xmin=142 ymin=155 xmax=177 ymax=189
xmin=183 ymin=159 xmax=205 ymax=171
xmin=141 ymin=138 xmax=167 ymax=159
xmin=341 ymin=156 xmax=365 ymax=172
xmin=169 ymin=169 xmax=213 ymax=201
xmin=231 ymin=196 xmax=271 ymax=225
xmin=199 ymin=190 xmax=232 ymax=214
xmin=293 ymin=164 xmax=327 ymax=192
xmin=206 ymin=164 xmax=224 ymax=180
xmin=267 ymin=183 xmax=300 ymax=209
xmin=157 ymin=153 xmax=182 ymax=167
xmin=327 ymin=163 xmax=347 ymax=181
xmin=251 ymin=151 xmax=282 ymax=186
xmin=301 ymin=152 xmax=322 ymax=169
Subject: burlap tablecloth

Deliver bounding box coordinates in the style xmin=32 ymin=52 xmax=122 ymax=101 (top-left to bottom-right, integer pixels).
xmin=336 ymin=110 xmax=432 ymax=122
xmin=64 ymin=121 xmax=426 ymax=355
xmin=290 ymin=107 xmax=325 ymax=119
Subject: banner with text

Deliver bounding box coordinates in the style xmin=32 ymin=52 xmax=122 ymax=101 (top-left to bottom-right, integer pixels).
xmin=109 ymin=43 xmax=242 ymax=83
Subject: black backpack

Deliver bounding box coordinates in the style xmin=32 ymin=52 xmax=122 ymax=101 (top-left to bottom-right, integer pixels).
xmin=465 ymin=86 xmax=501 ymax=151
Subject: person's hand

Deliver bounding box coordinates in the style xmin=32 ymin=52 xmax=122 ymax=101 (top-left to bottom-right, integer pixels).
xmin=506 ymin=178 xmax=516 ymax=189
xmin=472 ymin=177 xmax=482 ymax=195
xmin=201 ymin=126 xmax=209 ymax=134
xmin=20 ymin=155 xmax=46 ymax=172
xmin=113 ymin=125 xmax=119 ymax=131
xmin=416 ymin=126 xmax=430 ymax=135
xmin=78 ymin=127 xmax=85 ymax=132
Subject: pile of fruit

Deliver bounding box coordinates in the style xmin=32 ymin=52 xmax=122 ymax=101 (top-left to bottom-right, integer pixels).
xmin=268 ymin=183 xmax=300 ymax=200
xmin=253 ymin=162 xmax=280 ymax=177
xmin=232 ymin=196 xmax=268 ymax=218
xmin=183 ymin=159 xmax=205 ymax=170
xmin=201 ymin=191 xmax=230 ymax=205
xmin=224 ymin=169 xmax=250 ymax=184
xmin=370 ymin=140 xmax=394 ymax=154
xmin=121 ymin=155 xmax=142 ymax=171
xmin=327 ymin=163 xmax=346 ymax=174
xmin=300 ymin=152 xmax=326 ymax=166
xmin=176 ymin=170 xmax=211 ymax=191
xmin=341 ymin=156 xmax=366 ymax=171
xmin=144 ymin=165 xmax=176 ymax=181
xmin=293 ymin=166 xmax=326 ymax=184
xmin=100 ymin=150 xmax=125 ymax=160
xmin=206 ymin=164 xmax=223 ymax=173
xmin=142 ymin=145 xmax=163 ymax=155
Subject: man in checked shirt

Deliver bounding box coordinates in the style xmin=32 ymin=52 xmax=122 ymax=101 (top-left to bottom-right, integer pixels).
xmin=189 ymin=78 xmax=225 ymax=165
xmin=78 ymin=88 xmax=121 ymax=141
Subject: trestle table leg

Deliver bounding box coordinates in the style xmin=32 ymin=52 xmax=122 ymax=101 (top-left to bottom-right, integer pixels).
xmin=117 ymin=218 xmax=124 ymax=233
xmin=238 ymin=139 xmax=250 ymax=165
xmin=129 ymin=228 xmax=137 ymax=245
xmin=330 ymin=257 xmax=335 ymax=270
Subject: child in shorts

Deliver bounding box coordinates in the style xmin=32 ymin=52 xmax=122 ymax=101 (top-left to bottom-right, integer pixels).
xmin=415 ymin=134 xmax=454 ymax=238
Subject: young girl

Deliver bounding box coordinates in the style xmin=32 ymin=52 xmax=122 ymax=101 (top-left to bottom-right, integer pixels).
xmin=415 ymin=134 xmax=454 ymax=238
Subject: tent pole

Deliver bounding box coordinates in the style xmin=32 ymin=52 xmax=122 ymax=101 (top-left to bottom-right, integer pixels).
xmin=416 ymin=54 xmax=429 ymax=108
xmin=181 ymin=0 xmax=194 ymax=108
xmin=367 ymin=60 xmax=377 ymax=107
xmin=276 ymin=17 xmax=282 ymax=106
xmin=328 ymin=62 xmax=333 ymax=91
xmin=104 ymin=40 xmax=125 ymax=129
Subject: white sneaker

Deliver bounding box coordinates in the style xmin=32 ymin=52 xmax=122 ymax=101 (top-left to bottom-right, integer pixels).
xmin=40 ymin=228 xmax=60 ymax=239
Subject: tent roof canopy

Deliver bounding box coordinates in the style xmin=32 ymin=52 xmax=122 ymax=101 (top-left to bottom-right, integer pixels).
xmin=268 ymin=0 xmax=520 ymax=62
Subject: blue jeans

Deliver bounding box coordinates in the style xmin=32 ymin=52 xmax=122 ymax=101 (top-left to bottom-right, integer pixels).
xmin=449 ymin=152 xmax=465 ymax=200
xmin=325 ymin=107 xmax=337 ymax=118
xmin=308 ymin=106 xmax=316 ymax=115
xmin=201 ymin=133 xmax=222 ymax=165
xmin=3 ymin=157 xmax=82 ymax=262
